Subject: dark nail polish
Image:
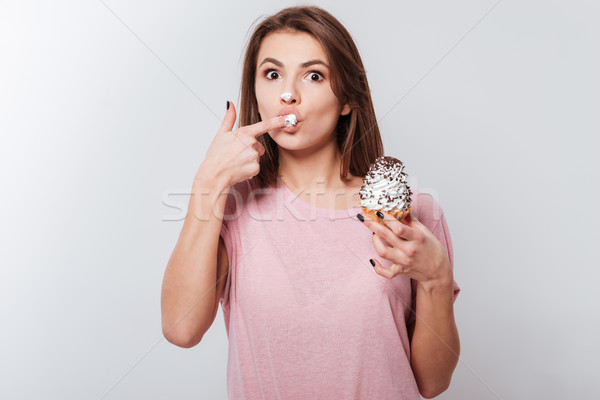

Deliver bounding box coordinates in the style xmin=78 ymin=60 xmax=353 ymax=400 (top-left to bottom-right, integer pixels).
xmin=356 ymin=213 xmax=364 ymax=222
xmin=369 ymin=259 xmax=376 ymax=267
xmin=226 ymin=100 xmax=230 ymax=110
xmin=376 ymin=211 xmax=384 ymax=220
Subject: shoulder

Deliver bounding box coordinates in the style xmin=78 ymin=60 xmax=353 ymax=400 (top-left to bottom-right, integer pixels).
xmin=411 ymin=188 xmax=445 ymax=229
xmin=411 ymin=188 xmax=455 ymax=268
xmin=226 ymin=179 xmax=253 ymax=200
xmin=223 ymin=179 xmax=252 ymax=217
xmin=223 ymin=179 xmax=274 ymax=217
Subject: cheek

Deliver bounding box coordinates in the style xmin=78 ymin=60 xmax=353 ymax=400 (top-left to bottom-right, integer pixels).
xmin=255 ymin=83 xmax=278 ymax=115
xmin=311 ymin=92 xmax=342 ymax=121
xmin=310 ymin=85 xmax=341 ymax=109
xmin=255 ymin=86 xmax=265 ymax=112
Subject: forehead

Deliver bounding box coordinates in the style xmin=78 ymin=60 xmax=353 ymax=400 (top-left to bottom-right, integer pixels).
xmin=256 ymin=31 xmax=328 ymax=65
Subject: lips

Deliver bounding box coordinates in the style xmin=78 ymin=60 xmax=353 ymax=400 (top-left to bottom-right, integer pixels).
xmin=277 ymin=107 xmax=301 ymax=121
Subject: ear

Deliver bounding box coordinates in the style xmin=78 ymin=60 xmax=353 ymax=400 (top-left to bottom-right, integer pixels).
xmin=340 ymin=103 xmax=351 ymax=116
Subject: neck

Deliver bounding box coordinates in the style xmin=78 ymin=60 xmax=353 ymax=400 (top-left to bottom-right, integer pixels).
xmin=277 ymin=140 xmax=345 ymax=191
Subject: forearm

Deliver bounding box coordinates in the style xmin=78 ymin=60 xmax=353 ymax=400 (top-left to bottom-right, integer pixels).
xmin=409 ymin=273 xmax=459 ymax=398
xmin=161 ymin=172 xmax=229 ymax=347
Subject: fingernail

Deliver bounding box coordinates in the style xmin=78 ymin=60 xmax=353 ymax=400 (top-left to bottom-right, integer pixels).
xmin=369 ymin=259 xmax=376 ymax=267
xmin=356 ymin=214 xmax=364 ymax=222
xmin=376 ymin=211 xmax=384 ymax=220
xmin=226 ymin=100 xmax=230 ymax=110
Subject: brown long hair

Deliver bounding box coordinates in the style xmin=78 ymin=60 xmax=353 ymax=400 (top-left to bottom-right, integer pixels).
xmin=238 ymin=6 xmax=384 ymax=189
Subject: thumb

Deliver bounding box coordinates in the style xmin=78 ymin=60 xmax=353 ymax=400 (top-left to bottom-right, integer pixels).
xmin=218 ymin=100 xmax=237 ymax=135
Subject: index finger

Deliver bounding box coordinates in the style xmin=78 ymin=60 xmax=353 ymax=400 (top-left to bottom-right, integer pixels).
xmin=236 ymin=115 xmax=287 ymax=138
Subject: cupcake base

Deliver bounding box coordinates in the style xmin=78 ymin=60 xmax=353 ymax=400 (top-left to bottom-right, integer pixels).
xmin=362 ymin=206 xmax=411 ymax=225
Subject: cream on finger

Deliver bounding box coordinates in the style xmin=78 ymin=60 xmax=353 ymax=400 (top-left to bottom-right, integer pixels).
xmin=284 ymin=114 xmax=298 ymax=127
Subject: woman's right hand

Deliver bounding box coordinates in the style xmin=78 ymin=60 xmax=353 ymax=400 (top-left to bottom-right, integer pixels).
xmin=196 ymin=101 xmax=287 ymax=188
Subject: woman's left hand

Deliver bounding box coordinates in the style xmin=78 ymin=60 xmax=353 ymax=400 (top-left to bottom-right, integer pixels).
xmin=360 ymin=211 xmax=453 ymax=289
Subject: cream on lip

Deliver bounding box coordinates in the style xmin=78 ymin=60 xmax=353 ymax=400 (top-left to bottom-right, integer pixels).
xmin=283 ymin=114 xmax=298 ymax=127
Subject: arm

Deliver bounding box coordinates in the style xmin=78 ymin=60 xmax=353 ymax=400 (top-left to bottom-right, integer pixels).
xmin=160 ymin=101 xmax=286 ymax=348
xmin=160 ymin=169 xmax=229 ymax=348
xmin=407 ymin=270 xmax=459 ymax=398
xmin=359 ymin=210 xmax=460 ymax=398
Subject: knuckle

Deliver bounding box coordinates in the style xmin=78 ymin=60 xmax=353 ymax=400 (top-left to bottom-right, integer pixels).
xmin=398 ymin=261 xmax=407 ymax=272
xmin=402 ymin=254 xmax=412 ymax=266
xmin=394 ymin=225 xmax=404 ymax=236
xmin=236 ymin=137 xmax=249 ymax=147
xmin=377 ymin=246 xmax=389 ymax=259
xmin=243 ymin=136 xmax=256 ymax=145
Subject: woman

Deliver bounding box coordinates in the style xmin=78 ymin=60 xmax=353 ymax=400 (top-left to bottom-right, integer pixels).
xmin=161 ymin=6 xmax=460 ymax=399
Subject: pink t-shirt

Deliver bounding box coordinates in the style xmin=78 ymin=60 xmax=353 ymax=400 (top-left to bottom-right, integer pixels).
xmin=219 ymin=178 xmax=459 ymax=400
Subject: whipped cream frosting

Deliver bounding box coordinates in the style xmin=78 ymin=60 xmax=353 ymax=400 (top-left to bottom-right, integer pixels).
xmin=284 ymin=114 xmax=297 ymax=127
xmin=359 ymin=156 xmax=412 ymax=212
xmin=280 ymin=92 xmax=292 ymax=102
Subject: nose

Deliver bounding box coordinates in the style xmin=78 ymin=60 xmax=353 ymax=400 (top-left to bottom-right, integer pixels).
xmin=280 ymin=91 xmax=298 ymax=104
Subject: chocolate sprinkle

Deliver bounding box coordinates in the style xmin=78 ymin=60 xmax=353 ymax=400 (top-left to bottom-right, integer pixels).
xmin=359 ymin=155 xmax=412 ymax=212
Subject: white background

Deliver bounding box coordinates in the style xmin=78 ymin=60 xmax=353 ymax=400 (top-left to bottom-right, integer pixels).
xmin=1 ymin=0 xmax=598 ymax=399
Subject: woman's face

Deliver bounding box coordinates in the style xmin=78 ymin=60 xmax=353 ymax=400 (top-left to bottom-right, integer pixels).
xmin=255 ymin=31 xmax=350 ymax=153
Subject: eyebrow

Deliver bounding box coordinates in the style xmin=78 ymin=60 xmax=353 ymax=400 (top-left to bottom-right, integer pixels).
xmin=258 ymin=57 xmax=329 ymax=69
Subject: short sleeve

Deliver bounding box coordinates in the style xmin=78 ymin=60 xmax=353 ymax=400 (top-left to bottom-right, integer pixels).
xmin=219 ymin=222 xmax=233 ymax=313
xmin=407 ymin=190 xmax=460 ymax=325
xmin=218 ymin=180 xmax=250 ymax=312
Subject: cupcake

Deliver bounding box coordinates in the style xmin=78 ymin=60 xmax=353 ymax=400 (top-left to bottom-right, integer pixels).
xmin=359 ymin=156 xmax=412 ymax=223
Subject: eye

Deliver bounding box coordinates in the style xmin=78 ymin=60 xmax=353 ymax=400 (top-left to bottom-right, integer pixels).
xmin=264 ymin=69 xmax=280 ymax=80
xmin=307 ymin=71 xmax=324 ymax=82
